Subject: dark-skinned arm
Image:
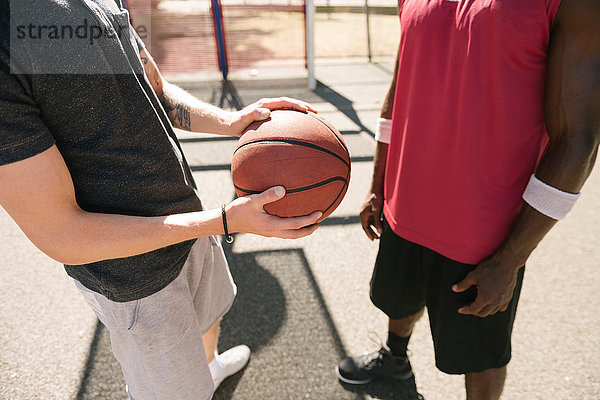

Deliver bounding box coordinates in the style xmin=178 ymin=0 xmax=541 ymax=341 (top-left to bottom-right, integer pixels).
xmin=139 ymin=49 xmax=316 ymax=136
xmin=360 ymin=51 xmax=399 ymax=240
xmin=453 ymin=0 xmax=600 ymax=317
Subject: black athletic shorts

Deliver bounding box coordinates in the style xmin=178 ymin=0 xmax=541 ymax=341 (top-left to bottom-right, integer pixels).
xmin=370 ymin=218 xmax=525 ymax=374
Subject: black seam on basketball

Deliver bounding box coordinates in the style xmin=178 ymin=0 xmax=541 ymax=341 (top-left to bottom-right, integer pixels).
xmin=321 ymin=169 xmax=350 ymax=215
xmin=307 ymin=113 xmax=350 ymax=154
xmin=234 ymin=176 xmax=347 ymax=195
xmin=233 ymin=139 xmax=350 ymax=168
xmin=319 ymin=169 xmax=350 ymax=216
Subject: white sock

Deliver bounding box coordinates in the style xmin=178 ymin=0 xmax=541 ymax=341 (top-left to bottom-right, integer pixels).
xmin=208 ymin=345 xmax=251 ymax=390
xmin=208 ymin=351 xmax=222 ymax=378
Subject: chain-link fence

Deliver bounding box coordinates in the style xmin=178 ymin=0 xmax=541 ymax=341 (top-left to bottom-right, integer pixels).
xmin=126 ymin=0 xmax=399 ymax=77
xmin=315 ymin=0 xmax=398 ymax=61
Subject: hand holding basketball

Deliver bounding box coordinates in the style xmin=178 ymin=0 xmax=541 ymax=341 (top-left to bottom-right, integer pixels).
xmin=231 ymin=110 xmax=350 ymax=222
xmin=225 ymin=97 xmax=318 ymax=137
xmin=225 ymin=186 xmax=322 ymax=239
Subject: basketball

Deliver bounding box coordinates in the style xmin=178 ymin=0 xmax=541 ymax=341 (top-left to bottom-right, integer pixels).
xmin=231 ymin=110 xmax=351 ymax=222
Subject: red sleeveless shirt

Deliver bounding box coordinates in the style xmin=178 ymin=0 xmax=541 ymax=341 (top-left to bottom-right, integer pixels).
xmin=384 ymin=0 xmax=562 ymax=264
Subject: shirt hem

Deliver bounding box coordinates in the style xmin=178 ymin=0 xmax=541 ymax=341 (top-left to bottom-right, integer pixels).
xmin=65 ymin=240 xmax=196 ymax=302
xmin=383 ymin=206 xmax=491 ymax=265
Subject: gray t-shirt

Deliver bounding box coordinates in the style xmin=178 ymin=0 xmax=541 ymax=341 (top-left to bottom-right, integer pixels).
xmin=0 ymin=0 xmax=204 ymax=301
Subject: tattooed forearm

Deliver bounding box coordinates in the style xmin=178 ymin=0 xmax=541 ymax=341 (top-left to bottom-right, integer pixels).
xmin=160 ymin=85 xmax=192 ymax=131
xmin=174 ymin=104 xmax=191 ymax=130
xmin=140 ymin=49 xmax=198 ymax=132
xmin=158 ymin=81 xmax=230 ymax=134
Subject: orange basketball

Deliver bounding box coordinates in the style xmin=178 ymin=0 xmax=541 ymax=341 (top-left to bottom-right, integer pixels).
xmin=231 ymin=110 xmax=351 ymax=222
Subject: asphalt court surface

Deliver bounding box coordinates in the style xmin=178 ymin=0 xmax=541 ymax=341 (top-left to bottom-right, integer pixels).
xmin=0 ymin=63 xmax=598 ymax=399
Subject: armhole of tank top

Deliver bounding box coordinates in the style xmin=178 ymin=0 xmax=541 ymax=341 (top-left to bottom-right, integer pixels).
xmin=547 ymin=0 xmax=563 ymax=30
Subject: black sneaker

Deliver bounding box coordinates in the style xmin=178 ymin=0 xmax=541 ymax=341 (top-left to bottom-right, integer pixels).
xmin=336 ymin=345 xmax=414 ymax=385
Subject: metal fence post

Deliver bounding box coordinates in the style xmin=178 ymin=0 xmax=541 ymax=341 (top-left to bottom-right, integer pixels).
xmin=306 ymin=0 xmax=316 ymax=90
xmin=365 ymin=0 xmax=372 ymax=62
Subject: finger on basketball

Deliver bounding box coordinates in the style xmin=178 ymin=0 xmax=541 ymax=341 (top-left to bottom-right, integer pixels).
xmin=261 ymin=98 xmax=316 ymax=113
xmin=255 ymin=186 xmax=286 ymax=206
xmin=286 ymin=223 xmax=320 ymax=239
xmin=275 ymin=211 xmax=322 ymax=230
xmin=231 ymin=110 xmax=350 ymax=224
xmin=253 ymin=107 xmax=271 ymax=120
xmin=282 ymin=98 xmax=318 ymax=113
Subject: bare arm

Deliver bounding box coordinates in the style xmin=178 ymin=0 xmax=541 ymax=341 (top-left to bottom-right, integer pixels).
xmin=0 ymin=147 xmax=320 ymax=265
xmin=454 ymin=0 xmax=600 ymax=317
xmin=139 ymin=49 xmax=317 ymax=135
xmin=380 ymin=51 xmax=400 ymax=121
xmin=360 ymin=51 xmax=399 ymax=240
xmin=502 ymin=0 xmax=600 ymax=259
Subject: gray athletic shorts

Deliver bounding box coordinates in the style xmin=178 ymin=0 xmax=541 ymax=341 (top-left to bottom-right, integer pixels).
xmin=75 ymin=236 xmax=236 ymax=400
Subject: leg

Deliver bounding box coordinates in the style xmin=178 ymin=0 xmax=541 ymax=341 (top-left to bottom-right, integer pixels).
xmin=75 ymin=273 xmax=215 ymax=400
xmin=389 ymin=308 xmax=425 ymax=337
xmin=203 ymin=321 xmax=220 ymax=363
xmin=422 ymin=251 xmax=525 ymax=400
xmin=336 ymin=312 xmax=423 ymax=385
xmin=385 ymin=309 xmax=424 ymax=358
xmin=207 ymin=321 xmax=250 ymax=391
xmin=202 ymin=318 xmax=251 ymax=390
xmin=465 ymin=366 xmax=507 ymax=400
xmin=337 ymin=220 xmax=426 ymax=385
xmin=199 ymin=238 xmax=250 ymax=391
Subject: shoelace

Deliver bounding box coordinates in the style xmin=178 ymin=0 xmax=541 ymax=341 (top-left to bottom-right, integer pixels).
xmin=358 ymin=332 xmax=390 ymax=369
xmin=367 ymin=331 xmax=386 ymax=350
xmin=362 ymin=331 xmax=412 ymax=366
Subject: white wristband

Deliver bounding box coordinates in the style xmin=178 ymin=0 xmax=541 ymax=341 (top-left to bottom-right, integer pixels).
xmin=375 ymin=118 xmax=392 ymax=144
xmin=522 ymin=174 xmax=581 ymax=220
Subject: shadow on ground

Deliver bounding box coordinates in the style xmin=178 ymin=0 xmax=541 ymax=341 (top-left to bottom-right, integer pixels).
xmin=214 ymin=241 xmax=422 ymax=400
xmin=76 ymin=322 xmax=127 ymax=400
xmin=75 ymin=243 xmax=421 ymax=400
